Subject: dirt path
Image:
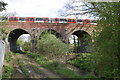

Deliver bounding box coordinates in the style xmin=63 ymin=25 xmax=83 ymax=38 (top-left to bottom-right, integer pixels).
xmin=12 ymin=53 xmax=88 ymax=79
xmin=11 ymin=55 xmax=26 ymax=78
xmin=11 ymin=54 xmax=63 ymax=79
xmin=23 ymin=55 xmax=62 ymax=78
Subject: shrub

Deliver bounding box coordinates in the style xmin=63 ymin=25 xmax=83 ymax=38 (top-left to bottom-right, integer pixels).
xmin=38 ymin=33 xmax=68 ymax=56
xmin=67 ymin=53 xmax=92 ymax=71
xmin=2 ymin=65 xmax=13 ymax=78
xmin=5 ymin=52 xmax=14 ymax=62
xmin=2 ymin=52 xmax=14 ymax=78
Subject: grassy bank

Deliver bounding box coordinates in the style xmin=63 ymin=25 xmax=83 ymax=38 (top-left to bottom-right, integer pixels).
xmin=2 ymin=52 xmax=14 ymax=78
xmin=26 ymin=53 xmax=93 ymax=78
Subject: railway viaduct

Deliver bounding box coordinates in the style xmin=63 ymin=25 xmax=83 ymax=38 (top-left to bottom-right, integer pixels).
xmin=3 ymin=22 xmax=96 ymax=53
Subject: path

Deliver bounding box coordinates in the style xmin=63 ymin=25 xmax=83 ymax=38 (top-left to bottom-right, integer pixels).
xmin=11 ymin=54 xmax=63 ymax=79
xmin=23 ymin=56 xmax=61 ymax=78
xmin=11 ymin=55 xmax=26 ymax=78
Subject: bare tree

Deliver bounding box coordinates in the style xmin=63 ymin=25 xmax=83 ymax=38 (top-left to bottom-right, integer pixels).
xmin=59 ymin=0 xmax=120 ymax=78
xmin=0 ymin=12 xmax=17 ymax=17
xmin=58 ymin=0 xmax=119 ymax=20
xmin=0 ymin=1 xmax=7 ymax=11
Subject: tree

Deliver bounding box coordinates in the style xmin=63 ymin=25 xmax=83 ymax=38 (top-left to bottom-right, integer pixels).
xmin=0 ymin=1 xmax=7 ymax=40
xmin=38 ymin=33 xmax=68 ymax=57
xmin=0 ymin=1 xmax=7 ymax=11
xmin=23 ymin=41 xmax=30 ymax=51
xmin=59 ymin=0 xmax=120 ymax=78
xmin=81 ymin=2 xmax=120 ymax=78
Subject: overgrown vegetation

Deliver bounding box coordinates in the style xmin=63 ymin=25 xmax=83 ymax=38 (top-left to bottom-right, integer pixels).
xmin=91 ymin=25 xmax=119 ymax=78
xmin=38 ymin=33 xmax=68 ymax=57
xmin=18 ymin=58 xmax=29 ymax=77
xmin=0 ymin=1 xmax=8 ymax=40
xmin=89 ymin=2 xmax=119 ymax=78
xmin=17 ymin=40 xmax=30 ymax=52
xmin=1 ymin=0 xmax=120 ymax=79
xmin=67 ymin=53 xmax=92 ymax=71
xmin=2 ymin=52 xmax=14 ymax=78
xmin=60 ymin=1 xmax=120 ymax=78
xmin=26 ymin=53 xmax=88 ymax=78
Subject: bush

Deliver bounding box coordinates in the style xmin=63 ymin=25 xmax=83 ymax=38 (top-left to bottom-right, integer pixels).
xmin=38 ymin=33 xmax=68 ymax=56
xmin=91 ymin=25 xmax=119 ymax=78
xmin=2 ymin=52 xmax=14 ymax=78
xmin=2 ymin=65 xmax=13 ymax=78
xmin=67 ymin=53 xmax=92 ymax=71
xmin=23 ymin=41 xmax=30 ymax=51
xmin=5 ymin=52 xmax=14 ymax=62
xmin=91 ymin=51 xmax=119 ymax=78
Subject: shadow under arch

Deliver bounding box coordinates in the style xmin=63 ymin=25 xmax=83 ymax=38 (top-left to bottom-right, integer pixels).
xmin=40 ymin=29 xmax=62 ymax=39
xmin=8 ymin=28 xmax=30 ymax=53
xmin=70 ymin=30 xmax=92 ymax=53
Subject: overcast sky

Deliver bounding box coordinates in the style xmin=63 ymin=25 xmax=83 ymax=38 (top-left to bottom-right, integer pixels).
xmin=1 ymin=0 xmax=98 ymax=19
xmin=2 ymin=0 xmax=68 ymax=17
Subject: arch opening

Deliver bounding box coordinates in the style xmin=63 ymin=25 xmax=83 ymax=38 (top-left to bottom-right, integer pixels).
xmin=8 ymin=29 xmax=31 ymax=53
xmin=40 ymin=29 xmax=62 ymax=39
xmin=69 ymin=30 xmax=92 ymax=53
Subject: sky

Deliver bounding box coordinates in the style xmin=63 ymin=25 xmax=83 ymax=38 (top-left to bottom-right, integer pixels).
xmin=1 ymin=0 xmax=97 ymax=42
xmin=2 ymin=0 xmax=68 ymax=17
xmin=1 ymin=0 xmax=97 ymax=19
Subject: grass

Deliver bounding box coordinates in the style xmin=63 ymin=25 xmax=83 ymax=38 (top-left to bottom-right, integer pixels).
xmin=67 ymin=53 xmax=92 ymax=71
xmin=2 ymin=64 xmax=13 ymax=78
xmin=2 ymin=52 xmax=14 ymax=78
xmin=18 ymin=58 xmax=29 ymax=77
xmin=26 ymin=53 xmax=89 ymax=78
xmin=55 ymin=68 xmax=82 ymax=78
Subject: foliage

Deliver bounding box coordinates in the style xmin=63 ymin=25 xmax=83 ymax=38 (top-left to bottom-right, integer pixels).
xmin=17 ymin=40 xmax=30 ymax=51
xmin=27 ymin=53 xmax=49 ymax=65
xmin=18 ymin=58 xmax=29 ymax=77
xmin=26 ymin=53 xmax=86 ymax=78
xmin=0 ymin=1 xmax=8 ymax=40
xmin=5 ymin=52 xmax=14 ymax=62
xmin=56 ymin=68 xmax=82 ymax=78
xmin=0 ymin=28 xmax=5 ymax=40
xmin=89 ymin=2 xmax=119 ymax=78
xmin=0 ymin=1 xmax=7 ymax=11
xmin=2 ymin=65 xmax=13 ymax=78
xmin=17 ymin=39 xmax=24 ymax=46
xmin=85 ymin=2 xmax=119 ymax=78
xmin=2 ymin=52 xmax=14 ymax=78
xmin=67 ymin=53 xmax=92 ymax=71
xmin=60 ymin=1 xmax=120 ymax=78
xmin=38 ymin=33 xmax=68 ymax=56
xmin=90 ymin=51 xmax=119 ymax=78
xmin=69 ymin=34 xmax=92 ymax=53
xmin=43 ymin=61 xmax=66 ymax=70
xmin=91 ymin=25 xmax=119 ymax=78
xmin=23 ymin=41 xmax=30 ymax=51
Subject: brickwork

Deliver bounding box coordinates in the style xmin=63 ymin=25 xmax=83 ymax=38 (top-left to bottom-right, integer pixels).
xmin=4 ymin=22 xmax=95 ymax=52
xmin=5 ymin=22 xmax=95 ymax=37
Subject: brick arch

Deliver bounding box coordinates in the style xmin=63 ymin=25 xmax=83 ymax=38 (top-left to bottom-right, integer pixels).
xmin=4 ymin=22 xmax=96 ymax=52
xmin=40 ymin=29 xmax=63 ymax=39
xmin=67 ymin=24 xmax=94 ymax=37
xmin=8 ymin=28 xmax=30 ymax=52
xmin=68 ymin=30 xmax=92 ymax=53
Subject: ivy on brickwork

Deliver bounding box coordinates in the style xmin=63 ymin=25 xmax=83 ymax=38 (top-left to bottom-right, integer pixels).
xmin=0 ymin=1 xmax=7 ymax=40
xmin=0 ymin=28 xmax=8 ymax=40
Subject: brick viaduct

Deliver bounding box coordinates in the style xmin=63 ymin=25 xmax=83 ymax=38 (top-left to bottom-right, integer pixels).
xmin=3 ymin=22 xmax=96 ymax=53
